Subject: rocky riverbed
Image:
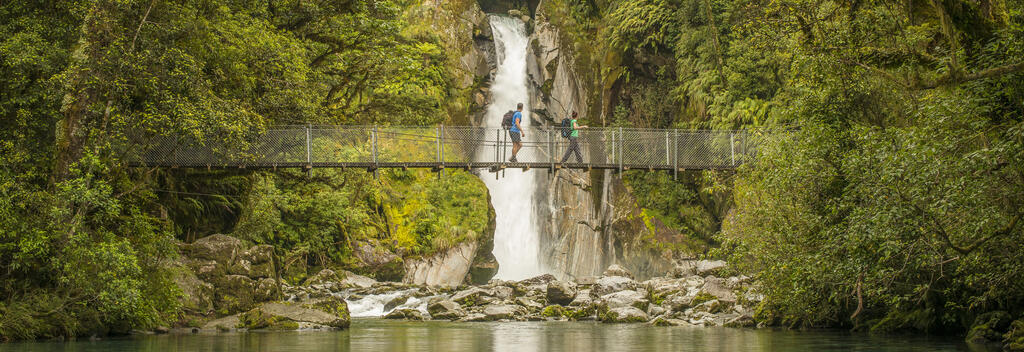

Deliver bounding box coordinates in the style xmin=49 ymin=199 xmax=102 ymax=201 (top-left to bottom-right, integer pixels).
xmin=172 ymin=234 xmax=760 ymax=333
xmin=286 ymin=261 xmax=760 ymax=328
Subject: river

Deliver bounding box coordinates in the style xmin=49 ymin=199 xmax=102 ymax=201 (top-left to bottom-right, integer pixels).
xmin=0 ymin=319 xmax=976 ymax=352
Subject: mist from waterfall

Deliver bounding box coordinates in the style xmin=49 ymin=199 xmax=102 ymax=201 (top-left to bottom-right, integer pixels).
xmin=479 ymin=16 xmax=544 ymax=280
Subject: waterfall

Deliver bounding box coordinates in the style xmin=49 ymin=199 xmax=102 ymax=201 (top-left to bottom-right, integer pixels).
xmin=479 ymin=16 xmax=545 ymax=280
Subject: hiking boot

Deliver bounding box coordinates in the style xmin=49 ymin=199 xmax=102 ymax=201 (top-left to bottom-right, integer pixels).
xmin=508 ymin=157 xmax=518 ymax=163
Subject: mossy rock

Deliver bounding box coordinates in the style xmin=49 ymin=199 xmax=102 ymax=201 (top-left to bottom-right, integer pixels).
xmin=563 ymin=305 xmax=595 ymax=320
xmin=239 ymin=302 xmax=349 ymax=330
xmin=869 ymin=309 xmax=934 ymax=333
xmin=302 ymin=296 xmax=351 ymax=328
xmin=1005 ymin=319 xmax=1024 ymax=350
xmin=967 ymin=311 xmax=1013 ymax=343
xmin=647 ymin=292 xmax=666 ymax=306
xmin=690 ymin=291 xmax=716 ymax=306
xmin=239 ymin=307 xmax=299 ymax=330
xmin=541 ymin=305 xmax=566 ymax=318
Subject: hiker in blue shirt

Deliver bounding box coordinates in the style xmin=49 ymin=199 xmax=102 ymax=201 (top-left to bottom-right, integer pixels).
xmin=509 ymin=103 xmax=525 ymax=162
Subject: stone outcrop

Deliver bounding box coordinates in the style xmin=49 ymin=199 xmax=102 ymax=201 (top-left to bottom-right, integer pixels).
xmin=178 ymin=234 xmax=287 ymax=317
xmin=602 ymin=307 xmax=649 ymax=323
xmin=702 ymin=277 xmax=738 ymax=303
xmin=451 ymin=287 xmax=492 ymax=306
xmin=385 ymin=308 xmax=426 ymax=321
xmin=519 ymin=4 xmax=705 ymax=281
xmin=599 ymin=290 xmax=649 ymax=311
xmin=427 ymin=298 xmax=466 ymax=320
xmin=602 ymin=264 xmax=634 ymax=279
xmin=239 ymin=301 xmax=350 ymax=330
xmin=175 ymin=233 xmax=368 ymax=333
xmin=546 ymin=280 xmax=577 ymax=305
xmin=353 ymin=241 xmax=404 ymax=281
xmin=482 ymin=304 xmax=528 ymax=321
xmin=671 ymin=260 xmax=727 ymax=278
xmin=593 ymin=275 xmax=636 ymax=296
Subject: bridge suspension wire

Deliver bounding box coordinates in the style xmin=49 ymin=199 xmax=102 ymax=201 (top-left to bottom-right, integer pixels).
xmin=125 ymin=125 xmax=768 ymax=172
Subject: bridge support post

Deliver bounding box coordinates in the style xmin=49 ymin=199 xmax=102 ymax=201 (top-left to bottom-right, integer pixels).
xmin=306 ymin=123 xmax=312 ymax=178
xmin=437 ymin=125 xmax=445 ymax=179
xmin=610 ymin=129 xmax=615 ymax=172
xmin=372 ymin=125 xmax=378 ymax=180
xmin=730 ymin=132 xmax=736 ymax=167
xmin=618 ymin=127 xmax=623 ymax=176
xmin=494 ymin=129 xmax=500 ymax=180
xmin=665 ymin=130 xmax=670 ymax=167
xmin=673 ymin=130 xmax=678 ymax=181
xmin=548 ymin=128 xmax=553 ymax=175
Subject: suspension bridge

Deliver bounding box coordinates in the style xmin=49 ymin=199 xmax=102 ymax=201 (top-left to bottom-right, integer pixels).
xmin=127 ymin=126 xmax=766 ymax=175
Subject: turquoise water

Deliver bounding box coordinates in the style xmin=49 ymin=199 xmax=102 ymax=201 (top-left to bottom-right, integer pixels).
xmin=0 ymin=319 xmax=978 ymax=352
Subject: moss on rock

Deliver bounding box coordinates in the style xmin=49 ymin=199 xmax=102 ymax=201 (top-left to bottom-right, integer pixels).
xmin=302 ymin=296 xmax=351 ymax=328
xmin=541 ymin=305 xmax=566 ymax=318
xmin=239 ymin=307 xmax=299 ymax=330
xmin=967 ymin=311 xmax=1013 ymax=343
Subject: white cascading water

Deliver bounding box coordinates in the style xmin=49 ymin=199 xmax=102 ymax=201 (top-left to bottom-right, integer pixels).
xmin=343 ymin=289 xmax=439 ymax=318
xmin=479 ymin=16 xmax=544 ymax=280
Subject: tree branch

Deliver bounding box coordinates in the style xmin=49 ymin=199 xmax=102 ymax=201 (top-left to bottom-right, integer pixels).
xmin=130 ymin=0 xmax=156 ymax=53
xmin=919 ymin=61 xmax=1024 ymax=89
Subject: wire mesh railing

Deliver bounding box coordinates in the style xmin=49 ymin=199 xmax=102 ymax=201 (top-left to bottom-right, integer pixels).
xmin=125 ymin=125 xmax=766 ymax=170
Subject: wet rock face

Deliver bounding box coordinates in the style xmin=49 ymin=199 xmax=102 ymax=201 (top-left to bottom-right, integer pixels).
xmin=353 ymin=242 xmax=404 ymax=281
xmin=546 ymin=281 xmax=577 ymax=305
xmin=177 ymin=234 xmax=288 ymax=318
xmin=187 ymin=234 xmax=244 ymax=263
xmin=671 ymin=260 xmax=728 ymax=278
xmin=603 ymin=264 xmax=634 ymax=279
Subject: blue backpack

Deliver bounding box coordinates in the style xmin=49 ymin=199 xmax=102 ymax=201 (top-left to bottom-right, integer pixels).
xmin=560 ymin=118 xmax=572 ymax=138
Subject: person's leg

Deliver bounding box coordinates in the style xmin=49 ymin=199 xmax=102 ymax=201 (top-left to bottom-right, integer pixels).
xmin=509 ymin=132 xmax=521 ymax=161
xmin=571 ymin=138 xmax=583 ymax=163
xmin=560 ymin=139 xmax=573 ymax=163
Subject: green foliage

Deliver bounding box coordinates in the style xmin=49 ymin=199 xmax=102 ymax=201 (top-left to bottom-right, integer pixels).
xmin=604 ymin=0 xmax=677 ymax=53
xmin=624 ymin=171 xmax=729 ymax=246
xmin=0 ymin=0 xmax=475 ymax=341
xmin=233 ymin=168 xmax=489 ymax=276
xmin=545 ymin=0 xmax=1024 ymax=338
xmin=0 ymin=152 xmax=179 ymax=340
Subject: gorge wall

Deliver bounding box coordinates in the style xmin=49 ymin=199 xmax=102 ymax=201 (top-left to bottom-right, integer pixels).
xmin=446 ymin=0 xmax=698 ymax=281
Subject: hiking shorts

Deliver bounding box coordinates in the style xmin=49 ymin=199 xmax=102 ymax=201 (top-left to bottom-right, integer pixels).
xmin=509 ymin=131 xmax=521 ymax=143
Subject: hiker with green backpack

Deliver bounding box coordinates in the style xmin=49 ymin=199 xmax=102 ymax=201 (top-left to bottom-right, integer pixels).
xmin=559 ymin=111 xmax=587 ymax=164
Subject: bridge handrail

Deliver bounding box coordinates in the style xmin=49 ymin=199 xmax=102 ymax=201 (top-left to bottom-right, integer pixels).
xmin=125 ymin=125 xmax=771 ymax=172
